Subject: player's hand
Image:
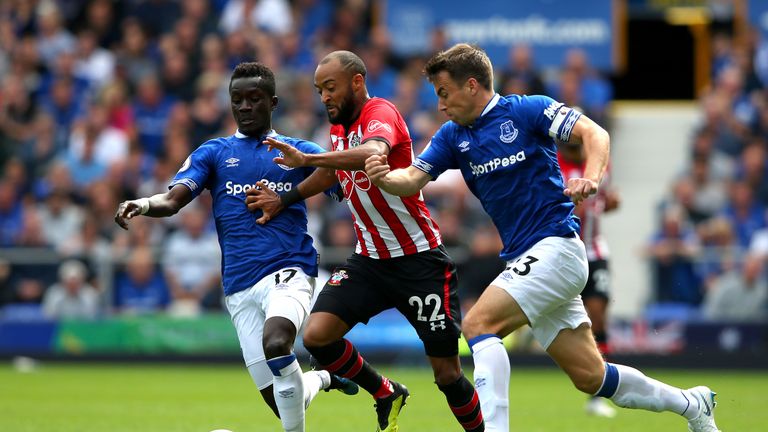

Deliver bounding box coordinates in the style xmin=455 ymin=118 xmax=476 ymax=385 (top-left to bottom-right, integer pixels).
xmin=114 ymin=200 xmax=144 ymax=230
xmin=365 ymin=154 xmax=391 ymax=187
xmin=265 ymin=137 xmax=307 ymax=168
xmin=245 ymin=181 xmax=284 ymax=224
xmin=564 ymin=178 xmax=598 ymax=206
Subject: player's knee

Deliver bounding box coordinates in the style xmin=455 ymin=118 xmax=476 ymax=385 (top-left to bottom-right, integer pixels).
xmin=461 ymin=313 xmax=486 ymax=341
xmin=301 ymin=327 xmax=332 ymax=350
xmin=263 ymin=333 xmax=294 ymax=359
xmin=432 ymin=365 xmax=462 ymax=386
xmin=569 ymin=367 xmax=605 ymax=394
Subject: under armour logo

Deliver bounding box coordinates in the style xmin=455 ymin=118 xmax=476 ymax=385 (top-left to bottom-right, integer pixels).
xmin=278 ymin=389 xmax=295 ymax=398
xmin=430 ymin=320 xmax=446 ymax=331
xmin=475 ymin=378 xmax=487 ymax=388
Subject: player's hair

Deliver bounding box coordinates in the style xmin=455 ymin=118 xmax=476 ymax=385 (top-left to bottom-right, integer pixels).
xmin=319 ymin=50 xmax=367 ymax=78
xmin=230 ymin=62 xmax=276 ymax=96
xmin=424 ymin=43 xmax=494 ymax=91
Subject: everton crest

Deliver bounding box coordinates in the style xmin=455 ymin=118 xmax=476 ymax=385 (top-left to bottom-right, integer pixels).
xmin=499 ymin=120 xmax=518 ymax=143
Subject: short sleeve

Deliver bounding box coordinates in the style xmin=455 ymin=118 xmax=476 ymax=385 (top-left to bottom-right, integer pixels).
xmin=519 ymin=95 xmax=582 ymax=143
xmin=169 ymin=143 xmax=215 ymax=197
xmin=360 ymin=102 xmax=400 ymax=148
xmin=294 ymin=139 xmax=326 ymax=178
xmin=413 ymin=123 xmax=457 ymax=180
xmin=295 ymin=139 xmax=326 ymax=155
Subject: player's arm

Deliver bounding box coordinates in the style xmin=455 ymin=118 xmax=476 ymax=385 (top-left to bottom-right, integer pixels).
xmin=266 ymin=136 xmax=389 ymax=170
xmin=114 ymin=184 xmax=194 ymax=230
xmin=365 ymin=155 xmax=431 ymax=196
xmin=562 ymin=115 xmax=610 ymax=205
xmin=245 ymin=167 xmax=339 ymax=224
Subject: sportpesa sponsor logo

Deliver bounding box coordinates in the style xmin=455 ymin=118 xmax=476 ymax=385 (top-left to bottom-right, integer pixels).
xmin=225 ymin=180 xmax=293 ymax=194
xmin=469 ymin=151 xmax=526 ymax=176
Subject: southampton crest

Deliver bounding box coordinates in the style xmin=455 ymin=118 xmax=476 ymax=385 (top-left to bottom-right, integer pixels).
xmin=327 ymin=270 xmax=349 ymax=286
xmin=499 ymin=120 xmax=518 ymax=143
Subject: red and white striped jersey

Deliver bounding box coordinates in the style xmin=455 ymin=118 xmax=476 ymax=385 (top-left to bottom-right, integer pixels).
xmin=558 ymin=154 xmax=611 ymax=261
xmin=330 ymin=97 xmax=441 ymax=259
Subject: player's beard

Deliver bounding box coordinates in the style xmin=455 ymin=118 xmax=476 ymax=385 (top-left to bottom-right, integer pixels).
xmin=326 ymin=92 xmax=356 ymax=125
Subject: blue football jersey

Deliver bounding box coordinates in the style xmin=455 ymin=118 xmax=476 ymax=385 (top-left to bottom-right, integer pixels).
xmin=415 ymin=94 xmax=581 ymax=261
xmin=170 ymin=130 xmax=322 ymax=296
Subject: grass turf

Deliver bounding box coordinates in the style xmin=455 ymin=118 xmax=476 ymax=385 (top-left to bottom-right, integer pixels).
xmin=1 ymin=362 xmax=765 ymax=431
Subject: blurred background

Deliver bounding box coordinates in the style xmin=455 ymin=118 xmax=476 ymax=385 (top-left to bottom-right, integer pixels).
xmin=0 ymin=0 xmax=766 ymax=366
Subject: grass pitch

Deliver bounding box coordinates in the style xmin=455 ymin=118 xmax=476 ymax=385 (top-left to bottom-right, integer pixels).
xmin=0 ymin=362 xmax=765 ymax=431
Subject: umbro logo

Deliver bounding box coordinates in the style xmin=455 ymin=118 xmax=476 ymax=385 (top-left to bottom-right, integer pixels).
xmin=458 ymin=141 xmax=471 ymax=152
xmin=225 ymin=157 xmax=240 ymax=167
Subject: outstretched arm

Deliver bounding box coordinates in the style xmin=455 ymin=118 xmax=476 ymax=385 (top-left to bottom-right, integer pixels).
xmin=365 ymin=155 xmax=432 ymax=197
xmin=246 ymin=167 xmax=339 ymax=224
xmin=562 ymin=115 xmax=609 ymax=205
xmin=114 ymin=184 xmax=194 ymax=229
xmin=267 ymin=136 xmax=389 ymax=170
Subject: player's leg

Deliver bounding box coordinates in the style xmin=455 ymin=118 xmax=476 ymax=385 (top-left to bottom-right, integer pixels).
xmin=463 ymin=234 xmax=592 ymax=432
xmin=581 ymin=259 xmax=616 ymax=417
xmin=394 ymin=245 xmax=484 ymax=432
xmin=224 ymin=286 xmax=279 ymax=416
xmin=461 ymin=286 xmax=524 ymax=432
xmin=429 ymin=355 xmax=484 ymax=432
xmin=303 ymin=257 xmax=402 ymax=428
xmin=263 ymin=267 xmax=341 ymax=432
xmin=546 ymin=321 xmax=720 ymax=431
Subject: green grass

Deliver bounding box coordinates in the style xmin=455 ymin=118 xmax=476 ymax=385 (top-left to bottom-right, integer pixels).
xmin=0 ymin=362 xmax=765 ymax=431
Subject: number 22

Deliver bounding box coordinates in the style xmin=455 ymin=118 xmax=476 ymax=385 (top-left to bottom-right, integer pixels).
xmin=408 ymin=294 xmax=445 ymax=322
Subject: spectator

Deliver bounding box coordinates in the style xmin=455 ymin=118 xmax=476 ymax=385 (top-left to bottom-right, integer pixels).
xmin=115 ymin=18 xmax=156 ymax=86
xmin=40 ymin=76 xmax=85 ymax=152
xmin=0 ymin=74 xmax=38 ymax=157
xmin=73 ymin=27 xmax=115 ymax=89
xmin=35 ymin=1 xmax=76 ymax=69
xmin=735 ymin=139 xmax=768 ymax=206
xmin=132 ymin=73 xmax=176 ymax=157
xmin=81 ymin=0 xmax=121 ymax=49
xmin=219 ymin=0 xmax=293 ymax=36
xmin=646 ymin=205 xmax=703 ymax=306
xmin=42 ymin=259 xmax=100 ymax=320
xmin=162 ymin=205 xmax=222 ymax=313
xmin=114 ymin=246 xmax=170 ymax=314
xmin=720 ymin=179 xmax=767 ymax=249
xmin=67 ymin=103 xmax=129 ymax=167
xmin=703 ymin=254 xmax=768 ymax=322
xmin=37 ymin=188 xmax=84 ymax=253
xmin=499 ymin=44 xmax=546 ymax=96
xmin=180 ymin=0 xmax=219 ymax=37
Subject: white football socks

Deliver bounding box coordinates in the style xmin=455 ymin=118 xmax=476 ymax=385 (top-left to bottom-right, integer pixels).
xmin=302 ymin=369 xmax=330 ymax=409
xmin=267 ymin=354 xmax=305 ymax=432
xmin=470 ymin=335 xmax=510 ymax=432
xmin=598 ymin=363 xmax=697 ymax=419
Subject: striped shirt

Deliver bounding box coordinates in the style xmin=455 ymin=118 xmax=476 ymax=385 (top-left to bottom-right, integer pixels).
xmin=558 ymin=154 xmax=611 ymax=261
xmin=330 ymin=97 xmax=441 ymax=259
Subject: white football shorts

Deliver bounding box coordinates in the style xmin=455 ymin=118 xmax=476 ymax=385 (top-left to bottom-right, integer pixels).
xmin=490 ymin=234 xmax=590 ymax=349
xmin=224 ymin=267 xmax=315 ymax=389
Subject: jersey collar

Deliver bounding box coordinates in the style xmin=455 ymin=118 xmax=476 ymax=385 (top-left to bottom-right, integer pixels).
xmin=468 ymin=93 xmax=500 ymax=129
xmin=234 ymin=129 xmax=277 ymax=142
xmin=480 ymin=93 xmax=501 ymax=117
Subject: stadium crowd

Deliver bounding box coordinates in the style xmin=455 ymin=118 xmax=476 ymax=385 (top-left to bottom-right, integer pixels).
xmin=647 ymin=30 xmax=768 ymax=322
xmin=0 ymin=0 xmax=763 ymax=323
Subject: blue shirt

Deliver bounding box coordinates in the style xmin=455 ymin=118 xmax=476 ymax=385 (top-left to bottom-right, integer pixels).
xmin=114 ymin=272 xmax=171 ymax=313
xmin=170 ymin=131 xmax=322 ymax=296
xmin=415 ymin=94 xmax=581 ymax=261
